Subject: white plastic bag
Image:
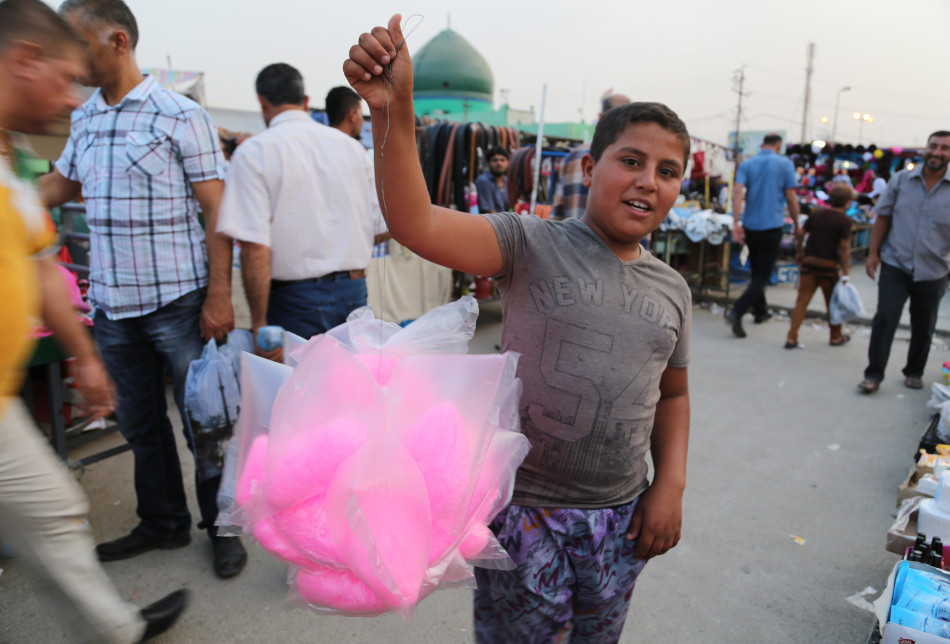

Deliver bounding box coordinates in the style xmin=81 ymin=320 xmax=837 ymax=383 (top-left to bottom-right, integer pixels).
xmin=829 ymin=277 xmax=866 ymax=325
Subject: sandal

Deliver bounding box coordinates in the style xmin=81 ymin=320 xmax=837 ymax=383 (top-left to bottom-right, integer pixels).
xmin=858 ymin=379 xmax=880 ymax=394
xmin=905 ymin=376 xmax=924 ymax=389
xmin=830 ymin=334 xmax=851 ymax=346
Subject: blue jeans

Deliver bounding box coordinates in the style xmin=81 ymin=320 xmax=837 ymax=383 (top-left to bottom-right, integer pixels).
xmin=93 ymin=288 xmax=207 ymax=538
xmin=268 ymin=274 xmax=368 ymax=339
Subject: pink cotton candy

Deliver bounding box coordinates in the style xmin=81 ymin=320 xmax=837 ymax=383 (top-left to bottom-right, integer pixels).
xmin=402 ymin=401 xmax=471 ymax=521
xmin=271 ymin=493 xmax=343 ymax=566
xmin=459 ymin=523 xmax=493 ymax=560
xmin=354 ymin=353 xmax=401 ymax=386
xmin=294 ymin=566 xmax=388 ymax=614
xmin=263 ymin=416 xmax=369 ymax=509
xmin=236 ymin=435 xmax=269 ymax=507
xmin=252 ymin=517 xmax=315 ymax=571
xmin=326 ymin=436 xmax=431 ymax=611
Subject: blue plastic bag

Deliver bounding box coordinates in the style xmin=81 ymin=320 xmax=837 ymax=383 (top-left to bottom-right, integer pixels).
xmin=185 ymin=329 xmax=253 ymax=481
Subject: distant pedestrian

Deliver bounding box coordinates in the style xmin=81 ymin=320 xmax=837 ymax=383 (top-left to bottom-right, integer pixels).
xmin=728 ymin=133 xmax=800 ymax=337
xmin=785 ymin=185 xmax=854 ymax=349
xmin=474 ymin=146 xmax=510 ymax=213
xmin=858 ymin=130 xmax=950 ymax=394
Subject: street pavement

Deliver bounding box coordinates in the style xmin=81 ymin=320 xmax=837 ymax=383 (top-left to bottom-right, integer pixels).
xmin=2 ymin=267 xmax=946 ymax=643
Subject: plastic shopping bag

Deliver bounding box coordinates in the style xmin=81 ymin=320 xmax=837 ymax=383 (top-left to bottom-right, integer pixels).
xmin=829 ymin=277 xmax=866 ymax=325
xmin=184 ymin=329 xmax=253 ymax=481
xmin=217 ymin=297 xmax=530 ymax=622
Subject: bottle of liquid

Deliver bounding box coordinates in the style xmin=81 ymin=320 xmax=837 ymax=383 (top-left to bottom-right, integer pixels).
xmin=256 ymin=325 xmax=284 ymax=351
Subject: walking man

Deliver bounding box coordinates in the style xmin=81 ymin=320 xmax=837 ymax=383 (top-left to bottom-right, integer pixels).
xmin=0 ymin=0 xmax=188 ymax=639
xmin=729 ymin=133 xmax=800 ymax=337
xmin=858 ymin=131 xmax=950 ymax=394
xmin=40 ymin=0 xmax=246 ymax=578
xmin=218 ymin=64 xmax=384 ymax=361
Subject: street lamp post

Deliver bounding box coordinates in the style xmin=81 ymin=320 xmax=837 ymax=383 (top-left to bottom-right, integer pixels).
xmin=831 ymin=85 xmax=850 ymax=145
xmin=852 ymin=111 xmax=874 ymax=144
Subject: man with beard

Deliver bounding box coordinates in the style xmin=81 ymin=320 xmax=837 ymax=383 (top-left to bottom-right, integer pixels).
xmin=325 ymin=85 xmax=364 ymax=141
xmin=475 ymin=146 xmax=510 ymax=213
xmin=858 ymin=131 xmax=950 ymax=394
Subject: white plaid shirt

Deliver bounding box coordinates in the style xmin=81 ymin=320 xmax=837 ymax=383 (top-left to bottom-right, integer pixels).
xmin=56 ymin=75 xmax=226 ymax=319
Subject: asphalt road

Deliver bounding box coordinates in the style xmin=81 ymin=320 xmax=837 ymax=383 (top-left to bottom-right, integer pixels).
xmin=2 ymin=296 xmax=943 ymax=643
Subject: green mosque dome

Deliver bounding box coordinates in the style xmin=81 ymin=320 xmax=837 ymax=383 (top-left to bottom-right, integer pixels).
xmin=413 ymin=28 xmax=494 ymax=115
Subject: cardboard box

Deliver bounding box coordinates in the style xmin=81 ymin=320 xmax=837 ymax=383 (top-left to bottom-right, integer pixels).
xmin=887 ymin=508 xmax=919 ymax=556
xmin=875 ymin=560 xmax=950 ymax=643
xmin=899 ymin=464 xmax=937 ymax=508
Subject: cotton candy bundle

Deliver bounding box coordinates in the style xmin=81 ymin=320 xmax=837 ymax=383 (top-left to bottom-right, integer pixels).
xmin=223 ymin=297 xmax=529 ymax=621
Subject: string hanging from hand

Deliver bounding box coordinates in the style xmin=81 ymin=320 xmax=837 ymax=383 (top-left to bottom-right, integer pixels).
xmin=374 ymin=14 xmax=423 ymax=358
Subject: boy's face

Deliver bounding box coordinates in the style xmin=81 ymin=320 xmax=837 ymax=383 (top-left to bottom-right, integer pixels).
xmin=580 ymin=121 xmax=684 ymax=259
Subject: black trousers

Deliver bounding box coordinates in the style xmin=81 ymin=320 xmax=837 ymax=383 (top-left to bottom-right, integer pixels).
xmin=865 ymin=262 xmax=949 ymax=382
xmin=732 ymin=227 xmax=784 ymax=318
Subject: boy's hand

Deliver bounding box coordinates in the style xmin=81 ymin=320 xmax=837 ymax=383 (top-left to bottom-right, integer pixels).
xmin=626 ymin=481 xmax=683 ymax=560
xmin=344 ymin=14 xmax=413 ymax=111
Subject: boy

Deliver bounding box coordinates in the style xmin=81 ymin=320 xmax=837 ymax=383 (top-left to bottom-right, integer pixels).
xmin=785 ymin=185 xmax=854 ymax=349
xmin=345 ymin=16 xmax=690 ymax=643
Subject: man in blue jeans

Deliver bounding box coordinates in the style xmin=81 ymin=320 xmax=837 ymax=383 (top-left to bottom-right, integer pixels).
xmin=41 ymin=0 xmax=246 ymax=578
xmin=858 ymin=131 xmax=950 ymax=394
xmin=218 ymin=63 xmax=384 ymax=362
xmin=729 ymin=133 xmax=800 ymax=337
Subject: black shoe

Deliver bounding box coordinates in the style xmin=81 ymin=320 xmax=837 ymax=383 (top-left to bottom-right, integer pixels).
xmin=726 ymin=310 xmax=746 ymax=338
xmin=754 ymin=311 xmax=773 ymax=324
xmin=211 ymin=534 xmax=247 ymax=579
xmin=140 ymin=589 xmax=190 ymax=641
xmin=97 ymin=528 xmax=191 ymax=562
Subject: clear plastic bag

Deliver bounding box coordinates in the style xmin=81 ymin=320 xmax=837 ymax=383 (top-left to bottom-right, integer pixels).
xmin=829 ymin=278 xmax=866 ymax=325
xmin=217 ymin=297 xmax=530 ymax=621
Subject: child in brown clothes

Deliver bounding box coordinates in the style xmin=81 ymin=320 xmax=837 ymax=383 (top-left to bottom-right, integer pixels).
xmin=785 ymin=184 xmax=855 ymax=348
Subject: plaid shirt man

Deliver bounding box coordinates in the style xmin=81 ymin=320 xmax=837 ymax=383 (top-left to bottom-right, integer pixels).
xmin=552 ymin=144 xmax=590 ymax=221
xmin=55 ymin=75 xmax=225 ymax=319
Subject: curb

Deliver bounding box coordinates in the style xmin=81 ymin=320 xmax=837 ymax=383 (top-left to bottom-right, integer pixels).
xmin=693 ymin=292 xmax=950 ymax=339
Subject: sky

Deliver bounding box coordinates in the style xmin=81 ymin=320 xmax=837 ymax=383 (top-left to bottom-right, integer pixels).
xmin=52 ymin=0 xmax=950 ymax=149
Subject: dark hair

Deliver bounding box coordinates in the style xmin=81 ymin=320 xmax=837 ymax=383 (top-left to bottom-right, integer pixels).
xmin=255 ymin=63 xmax=305 ymax=107
xmin=762 ymin=133 xmax=783 ymax=146
xmin=828 ymin=185 xmax=854 ymax=208
xmin=58 ymin=0 xmax=138 ymax=49
xmin=487 ymin=146 xmax=509 ymax=160
xmin=929 ymin=131 xmax=950 ymax=143
xmin=590 ymin=101 xmax=690 ymax=169
xmin=324 ymin=85 xmax=361 ymax=127
xmin=0 ymin=0 xmax=83 ymax=56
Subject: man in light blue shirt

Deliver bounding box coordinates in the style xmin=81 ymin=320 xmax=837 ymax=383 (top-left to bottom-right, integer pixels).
xmin=728 ymin=133 xmax=800 ymax=337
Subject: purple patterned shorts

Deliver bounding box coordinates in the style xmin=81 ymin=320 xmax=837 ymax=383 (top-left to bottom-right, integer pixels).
xmin=473 ymin=499 xmax=647 ymax=644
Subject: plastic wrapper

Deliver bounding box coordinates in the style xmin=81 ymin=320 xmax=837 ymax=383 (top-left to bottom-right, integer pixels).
xmin=829 ymin=278 xmax=866 ymax=325
xmin=184 ymin=329 xmax=254 ymax=481
xmin=217 ymin=297 xmax=529 ymax=621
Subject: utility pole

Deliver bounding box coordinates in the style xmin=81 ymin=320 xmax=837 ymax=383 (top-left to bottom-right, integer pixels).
xmin=732 ymin=66 xmax=746 ymax=172
xmin=801 ymin=43 xmax=815 ymax=143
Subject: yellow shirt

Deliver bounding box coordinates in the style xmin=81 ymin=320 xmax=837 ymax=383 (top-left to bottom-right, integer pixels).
xmin=0 ymin=160 xmax=56 ymax=400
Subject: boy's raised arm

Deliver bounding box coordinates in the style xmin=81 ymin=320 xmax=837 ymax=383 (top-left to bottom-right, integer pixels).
xmin=344 ymin=15 xmax=503 ymax=277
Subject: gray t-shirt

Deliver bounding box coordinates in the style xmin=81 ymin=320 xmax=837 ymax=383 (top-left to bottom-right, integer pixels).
xmin=485 ymin=212 xmax=692 ymax=508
